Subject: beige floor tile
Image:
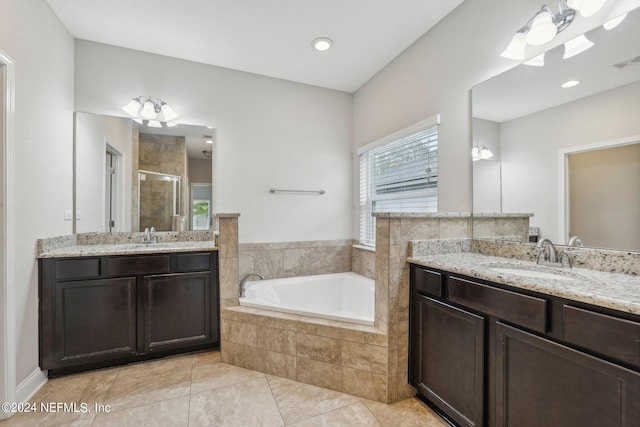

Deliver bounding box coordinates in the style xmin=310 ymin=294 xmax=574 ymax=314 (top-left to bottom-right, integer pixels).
xmin=362 ymin=397 xmax=449 ymax=427
xmin=190 ymin=361 xmax=264 ymax=394
xmin=192 ymin=350 xmax=221 ymax=367
xmin=92 ymin=395 xmax=189 ymax=427
xmin=1 ymin=368 xmax=119 ymax=427
xmin=287 ymin=402 xmax=382 ymax=426
xmin=189 ymin=377 xmax=284 ymax=427
xmin=104 ymin=355 xmax=193 ymax=412
xmin=266 ymin=375 xmax=359 ymax=424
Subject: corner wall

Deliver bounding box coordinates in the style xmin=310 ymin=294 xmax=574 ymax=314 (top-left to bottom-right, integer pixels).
xmin=0 ymin=0 xmax=75 ymax=392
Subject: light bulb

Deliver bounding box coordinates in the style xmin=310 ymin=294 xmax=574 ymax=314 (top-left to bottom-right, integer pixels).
xmin=123 ymin=99 xmax=141 ymax=116
xmin=575 ymin=0 xmax=608 ymax=17
xmin=563 ymin=34 xmax=594 ymax=59
xmin=524 ymin=53 xmax=545 ymax=67
xmin=140 ymin=100 xmax=157 ymax=119
xmin=603 ymin=13 xmax=626 ymax=30
xmin=501 ymin=32 xmax=527 ymax=60
xmin=161 ymin=103 xmax=177 ymax=121
xmin=526 ymin=10 xmax=557 ymax=46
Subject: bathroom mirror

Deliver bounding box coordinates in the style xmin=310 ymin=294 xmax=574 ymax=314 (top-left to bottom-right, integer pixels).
xmin=472 ymin=6 xmax=640 ymax=251
xmin=74 ymin=112 xmax=215 ymax=233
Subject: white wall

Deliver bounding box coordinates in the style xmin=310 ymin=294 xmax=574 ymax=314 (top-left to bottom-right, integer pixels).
xmin=500 ymin=80 xmax=640 ymax=241
xmin=0 ymin=0 xmax=75 ymax=387
xmin=74 ymin=41 xmax=353 ymax=243
xmin=352 ymin=0 xmax=640 ymax=236
xmin=75 ymin=112 xmax=133 ymax=233
xmin=472 ymin=118 xmax=501 ymax=213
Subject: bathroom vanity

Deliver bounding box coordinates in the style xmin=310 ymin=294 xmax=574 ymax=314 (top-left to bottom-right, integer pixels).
xmin=38 ymin=246 xmax=219 ymax=377
xmin=409 ymin=254 xmax=640 ymax=427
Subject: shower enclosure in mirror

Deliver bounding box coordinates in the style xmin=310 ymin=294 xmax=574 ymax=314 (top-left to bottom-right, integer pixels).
xmin=472 ymin=5 xmax=640 ymax=251
xmin=74 ymin=112 xmax=215 ymax=233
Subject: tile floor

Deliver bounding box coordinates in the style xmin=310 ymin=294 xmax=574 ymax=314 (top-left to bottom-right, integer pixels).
xmin=1 ymin=351 xmax=449 ymax=427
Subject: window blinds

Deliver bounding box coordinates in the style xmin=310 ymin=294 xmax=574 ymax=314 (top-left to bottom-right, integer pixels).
xmin=359 ymin=123 xmax=438 ymax=246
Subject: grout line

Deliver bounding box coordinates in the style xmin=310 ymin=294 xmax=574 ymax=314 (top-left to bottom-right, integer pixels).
xmin=264 ymin=374 xmax=287 ymax=425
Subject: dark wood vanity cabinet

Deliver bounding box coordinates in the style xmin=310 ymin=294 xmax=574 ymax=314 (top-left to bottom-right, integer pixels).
xmin=409 ymin=263 xmax=640 ymax=427
xmin=411 ymin=295 xmax=484 ymax=427
xmin=39 ymin=251 xmax=219 ymax=376
xmin=495 ymin=322 xmax=640 ymax=427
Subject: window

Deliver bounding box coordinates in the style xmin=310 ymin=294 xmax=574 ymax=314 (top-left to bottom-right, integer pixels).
xmin=358 ymin=117 xmax=439 ymax=246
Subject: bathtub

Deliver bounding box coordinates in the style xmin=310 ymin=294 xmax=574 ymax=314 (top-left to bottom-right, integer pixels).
xmin=239 ymin=272 xmax=375 ymax=325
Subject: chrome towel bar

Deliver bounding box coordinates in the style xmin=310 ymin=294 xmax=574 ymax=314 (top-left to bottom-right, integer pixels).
xmin=270 ymin=188 xmax=325 ymax=195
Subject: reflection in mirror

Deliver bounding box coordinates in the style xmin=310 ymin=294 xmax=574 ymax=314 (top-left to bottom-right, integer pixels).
xmin=74 ymin=112 xmax=215 ymax=233
xmin=472 ymin=6 xmax=640 ymax=251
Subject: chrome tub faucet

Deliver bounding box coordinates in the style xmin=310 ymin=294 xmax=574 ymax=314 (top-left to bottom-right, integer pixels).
xmin=239 ymin=273 xmax=264 ymax=298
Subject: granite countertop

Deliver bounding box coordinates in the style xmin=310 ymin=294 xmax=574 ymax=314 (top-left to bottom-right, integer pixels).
xmin=408 ymin=252 xmax=640 ymax=316
xmin=38 ymin=241 xmax=218 ymax=258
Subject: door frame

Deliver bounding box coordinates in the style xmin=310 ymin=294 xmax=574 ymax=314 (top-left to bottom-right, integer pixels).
xmin=0 ymin=49 xmax=16 ymax=420
xmin=558 ymin=134 xmax=640 ymax=244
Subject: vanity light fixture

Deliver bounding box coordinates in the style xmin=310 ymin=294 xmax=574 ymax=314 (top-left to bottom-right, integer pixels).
xmin=501 ymin=0 xmax=608 ymax=60
xmin=122 ymin=96 xmax=178 ymax=124
xmin=312 ymin=37 xmax=333 ymax=52
xmin=561 ymin=79 xmax=581 ymax=88
xmin=603 ymin=13 xmax=627 ymax=29
xmin=472 ymin=145 xmax=494 ymax=161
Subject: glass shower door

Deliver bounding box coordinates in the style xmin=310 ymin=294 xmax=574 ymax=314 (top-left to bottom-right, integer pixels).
xmin=138 ymin=170 xmax=181 ymax=231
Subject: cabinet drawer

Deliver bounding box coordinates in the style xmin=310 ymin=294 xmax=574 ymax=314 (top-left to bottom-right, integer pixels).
xmin=563 ymin=305 xmax=640 ymax=367
xmin=449 ymin=276 xmax=547 ymax=333
xmin=175 ymin=253 xmax=211 ymax=272
xmin=412 ymin=266 xmax=442 ymax=297
xmin=107 ymin=255 xmax=170 ymax=276
xmin=55 ymin=258 xmax=101 ymax=280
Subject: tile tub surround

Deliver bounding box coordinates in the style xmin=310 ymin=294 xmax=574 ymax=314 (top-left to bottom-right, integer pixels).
xmin=472 ymin=212 xmax=533 ymax=242
xmin=407 ymin=252 xmax=640 ymax=316
xmin=221 ymin=305 xmax=390 ymax=402
xmin=352 ymin=245 xmax=375 ymax=280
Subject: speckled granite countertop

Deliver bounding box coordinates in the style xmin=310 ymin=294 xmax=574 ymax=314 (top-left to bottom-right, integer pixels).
xmin=37 ymin=241 xmax=218 ymax=258
xmin=408 ymin=252 xmax=640 ymax=316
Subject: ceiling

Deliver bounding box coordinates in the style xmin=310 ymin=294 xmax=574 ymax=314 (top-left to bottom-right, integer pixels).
xmin=473 ymin=6 xmax=640 ymax=123
xmin=46 ymin=0 xmax=464 ymax=93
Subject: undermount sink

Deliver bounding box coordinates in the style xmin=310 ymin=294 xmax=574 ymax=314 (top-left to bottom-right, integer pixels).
xmin=488 ymin=266 xmax=578 ymax=281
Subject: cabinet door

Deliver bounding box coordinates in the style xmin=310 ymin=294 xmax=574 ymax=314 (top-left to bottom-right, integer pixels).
xmin=495 ymin=322 xmax=640 ymax=427
xmin=412 ymin=295 xmax=485 ymax=427
xmin=53 ymin=277 xmax=137 ymax=368
xmin=142 ymin=272 xmax=212 ymax=352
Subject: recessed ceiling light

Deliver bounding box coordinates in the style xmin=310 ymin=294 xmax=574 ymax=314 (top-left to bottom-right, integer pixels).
xmin=204 ymin=135 xmax=214 ymax=144
xmin=561 ymin=80 xmax=581 ymax=88
xmin=312 ymin=37 xmax=333 ymax=52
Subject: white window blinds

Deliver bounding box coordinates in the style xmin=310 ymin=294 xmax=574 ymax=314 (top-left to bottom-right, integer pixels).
xmin=359 ymin=120 xmax=438 ymax=246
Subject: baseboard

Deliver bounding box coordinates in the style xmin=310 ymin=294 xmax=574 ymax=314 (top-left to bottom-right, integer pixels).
xmin=15 ymin=368 xmax=47 ymax=404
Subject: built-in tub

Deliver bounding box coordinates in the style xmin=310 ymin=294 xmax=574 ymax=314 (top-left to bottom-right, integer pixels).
xmin=239 ymin=272 xmax=375 ymax=325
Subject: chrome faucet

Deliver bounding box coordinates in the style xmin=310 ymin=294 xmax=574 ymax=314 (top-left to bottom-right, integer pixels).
xmin=239 ymin=273 xmax=264 ymax=298
xmin=141 ymin=226 xmax=157 ymax=244
xmin=568 ymin=236 xmax=583 ymax=247
xmin=536 ymin=238 xmax=558 ymax=265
